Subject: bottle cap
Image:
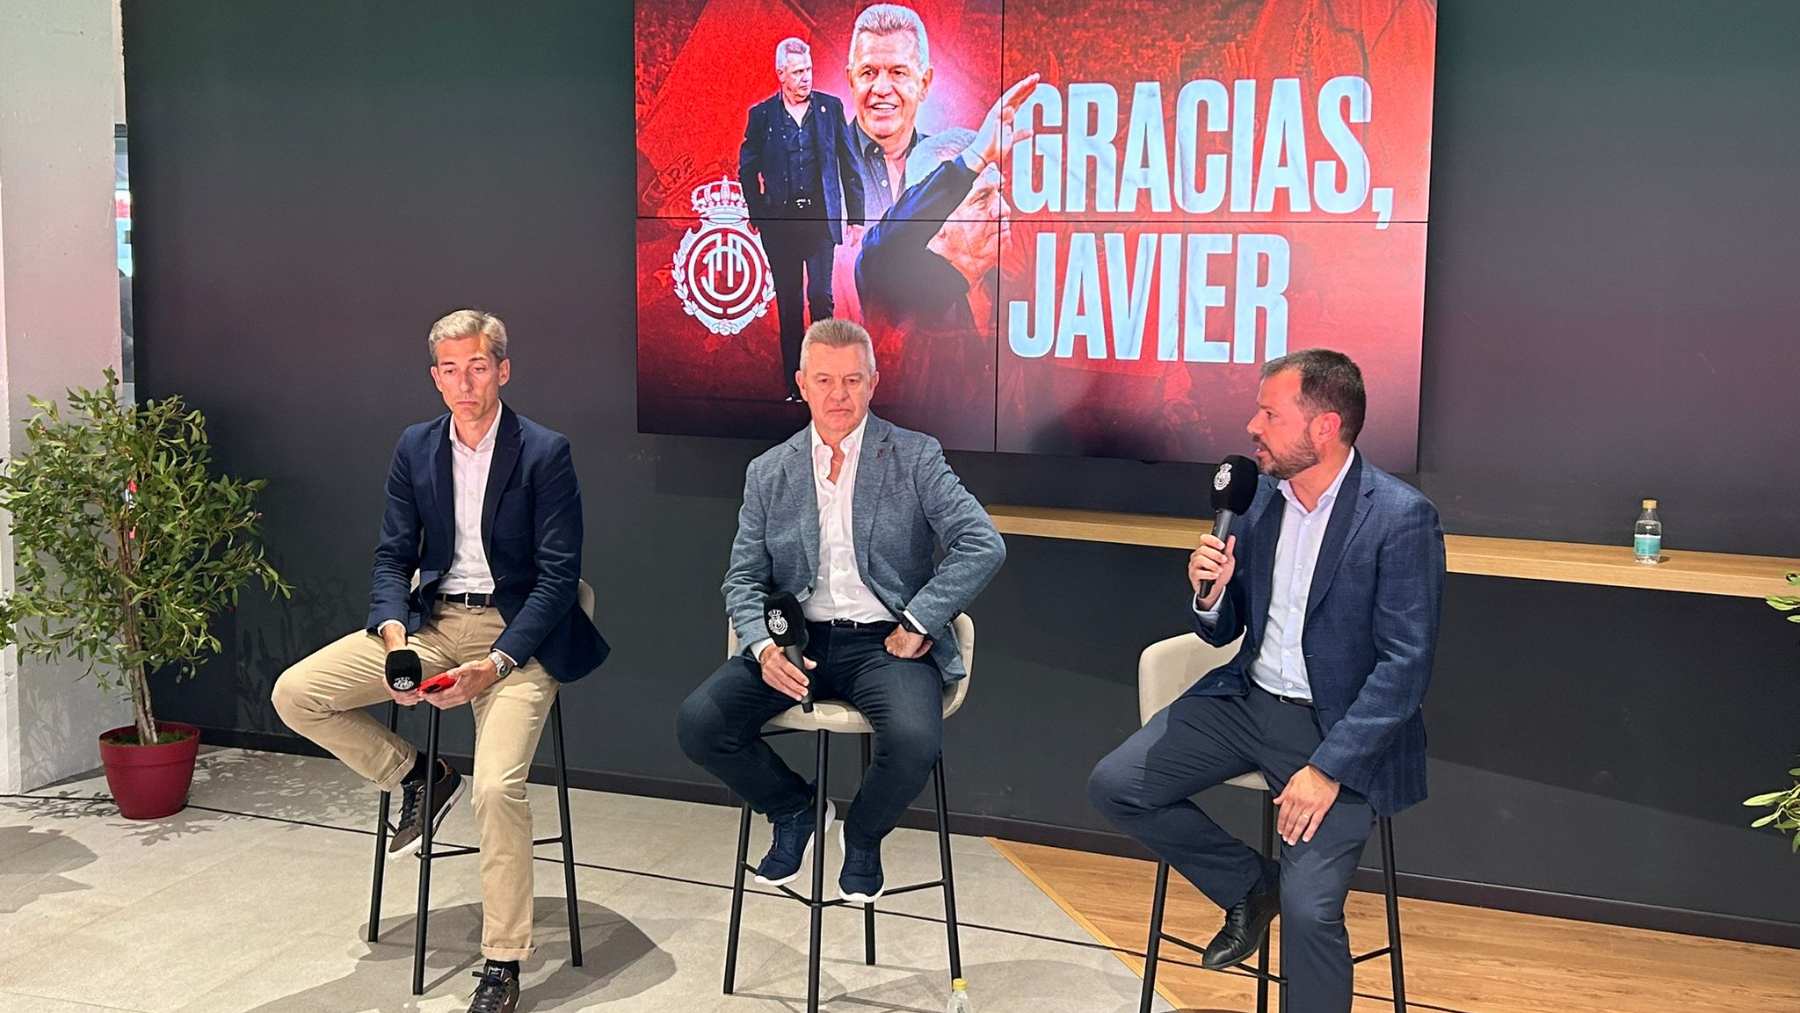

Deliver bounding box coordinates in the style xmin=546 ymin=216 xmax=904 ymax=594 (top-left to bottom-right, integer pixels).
xmin=1642 ymin=498 xmax=1657 ymax=509
xmin=952 ymin=978 xmax=968 ymax=991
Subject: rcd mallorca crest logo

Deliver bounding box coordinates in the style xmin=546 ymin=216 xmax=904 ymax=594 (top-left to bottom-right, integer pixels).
xmin=1214 ymin=462 xmax=1233 ymax=491
xmin=765 ymin=609 xmax=789 ymax=637
xmin=673 ymin=177 xmax=775 ymax=335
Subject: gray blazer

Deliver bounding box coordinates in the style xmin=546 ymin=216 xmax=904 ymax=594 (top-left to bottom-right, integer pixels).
xmin=723 ymin=414 xmax=1005 ymax=681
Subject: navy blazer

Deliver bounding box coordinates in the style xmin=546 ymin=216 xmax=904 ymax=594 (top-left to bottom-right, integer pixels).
xmin=364 ymin=405 xmax=608 ymax=683
xmin=854 ymin=156 xmax=977 ymax=333
xmin=1190 ymin=454 xmax=1445 ymax=815
xmin=738 ymin=90 xmax=865 ymax=244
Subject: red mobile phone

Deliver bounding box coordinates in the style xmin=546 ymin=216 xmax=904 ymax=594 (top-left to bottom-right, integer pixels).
xmin=419 ymin=673 xmax=457 ymax=694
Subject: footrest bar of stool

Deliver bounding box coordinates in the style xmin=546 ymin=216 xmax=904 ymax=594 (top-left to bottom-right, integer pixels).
xmin=1158 ymin=932 xmax=1211 ymax=960
xmin=418 ymin=844 xmax=481 ymax=860
xmin=771 ymin=883 xmax=850 ymax=909
xmin=880 ymin=880 xmax=945 ymax=898
xmin=1352 ymin=946 xmax=1393 ymax=964
xmin=532 ymin=835 xmax=565 ymax=847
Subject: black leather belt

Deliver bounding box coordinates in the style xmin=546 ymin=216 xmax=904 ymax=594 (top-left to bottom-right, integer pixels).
xmin=812 ymin=618 xmax=892 ymax=630
xmin=437 ymin=592 xmax=493 ymax=608
xmin=1256 ymin=684 xmax=1313 ymax=707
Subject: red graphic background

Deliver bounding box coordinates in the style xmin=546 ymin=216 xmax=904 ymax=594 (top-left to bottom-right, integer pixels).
xmin=635 ymin=0 xmax=1436 ymax=467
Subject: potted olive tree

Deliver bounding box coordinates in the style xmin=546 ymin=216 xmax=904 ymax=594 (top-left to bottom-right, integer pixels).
xmin=1745 ymin=573 xmax=1800 ymax=849
xmin=0 ymin=370 xmax=288 ymax=818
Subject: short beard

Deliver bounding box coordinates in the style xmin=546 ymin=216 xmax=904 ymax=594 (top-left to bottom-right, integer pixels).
xmin=1260 ymin=433 xmax=1321 ymax=481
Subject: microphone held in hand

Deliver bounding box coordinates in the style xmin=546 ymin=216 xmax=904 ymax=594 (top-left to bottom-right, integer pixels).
xmin=763 ymin=592 xmax=813 ymax=712
xmin=1200 ymin=454 xmax=1260 ymax=600
xmin=385 ymin=648 xmax=423 ymax=694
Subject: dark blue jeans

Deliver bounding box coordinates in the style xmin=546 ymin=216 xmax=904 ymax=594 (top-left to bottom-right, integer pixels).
xmin=758 ymin=215 xmax=834 ymax=396
xmin=1088 ymin=685 xmax=1375 ymax=1013
xmin=677 ymin=622 xmax=944 ymax=848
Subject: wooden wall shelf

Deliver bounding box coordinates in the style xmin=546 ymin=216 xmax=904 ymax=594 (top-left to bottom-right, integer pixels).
xmin=987 ymin=505 xmax=1799 ymax=599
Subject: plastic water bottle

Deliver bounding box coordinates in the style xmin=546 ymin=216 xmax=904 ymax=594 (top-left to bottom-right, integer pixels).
xmin=1634 ymin=499 xmax=1662 ymax=564
xmin=947 ymin=978 xmax=973 ymax=1013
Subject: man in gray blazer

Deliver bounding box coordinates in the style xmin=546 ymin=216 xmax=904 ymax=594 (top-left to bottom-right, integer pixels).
xmin=678 ymin=317 xmax=1004 ymax=902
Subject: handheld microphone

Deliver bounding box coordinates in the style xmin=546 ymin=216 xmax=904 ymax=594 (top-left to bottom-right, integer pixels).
xmin=1199 ymin=454 xmax=1259 ymax=600
xmin=385 ymin=648 xmax=422 ymax=693
xmin=763 ymin=592 xmax=813 ymax=712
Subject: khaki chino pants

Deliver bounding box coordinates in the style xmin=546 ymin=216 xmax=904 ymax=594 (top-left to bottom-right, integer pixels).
xmin=271 ymin=601 xmax=557 ymax=961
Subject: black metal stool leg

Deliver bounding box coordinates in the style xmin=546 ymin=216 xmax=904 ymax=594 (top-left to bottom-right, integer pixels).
xmin=411 ymin=707 xmax=440 ymax=997
xmin=932 ymin=758 xmax=962 ymax=982
xmin=723 ymin=800 xmax=753 ymax=994
xmin=369 ymin=701 xmax=400 ymax=943
xmin=1138 ymin=861 xmax=1170 ymax=1013
xmin=1258 ymin=794 xmax=1277 ymax=1013
xmin=551 ymin=697 xmax=582 ymax=966
xmin=807 ymin=731 xmax=831 ymax=1013
xmin=861 ymin=736 xmax=876 ymax=967
xmin=1381 ymin=817 xmax=1407 ymax=1012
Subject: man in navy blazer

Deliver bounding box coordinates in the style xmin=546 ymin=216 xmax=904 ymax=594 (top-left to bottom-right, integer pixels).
xmin=739 ymin=37 xmax=865 ymax=401
xmin=1089 ymin=349 xmax=1444 ymax=1013
xmin=273 ymin=310 xmax=606 ymax=1013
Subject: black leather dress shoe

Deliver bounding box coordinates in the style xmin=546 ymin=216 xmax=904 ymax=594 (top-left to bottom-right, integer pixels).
xmin=1201 ymin=871 xmax=1281 ymax=969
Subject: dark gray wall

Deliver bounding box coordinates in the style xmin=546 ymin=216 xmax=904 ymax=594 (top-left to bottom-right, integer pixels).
xmin=123 ymin=0 xmax=1800 ymax=937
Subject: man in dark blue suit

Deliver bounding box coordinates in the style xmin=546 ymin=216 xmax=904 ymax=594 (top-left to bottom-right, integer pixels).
xmin=273 ymin=309 xmax=606 ymax=1013
xmin=739 ymin=37 xmax=865 ymax=402
xmin=1089 ymin=349 xmax=1444 ymax=1013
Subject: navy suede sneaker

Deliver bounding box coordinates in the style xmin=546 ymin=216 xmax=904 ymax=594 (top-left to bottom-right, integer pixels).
xmin=754 ymin=798 xmax=836 ymax=887
xmin=837 ymin=823 xmax=885 ymax=904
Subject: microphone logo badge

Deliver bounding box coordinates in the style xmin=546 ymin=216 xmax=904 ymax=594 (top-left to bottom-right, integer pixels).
xmin=672 ymin=177 xmax=776 ymax=336
xmin=1214 ymin=463 xmax=1233 ymax=491
xmin=766 ymin=611 xmax=789 ymax=637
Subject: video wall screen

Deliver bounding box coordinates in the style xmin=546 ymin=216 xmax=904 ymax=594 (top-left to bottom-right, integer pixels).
xmin=635 ymin=0 xmax=1435 ymax=468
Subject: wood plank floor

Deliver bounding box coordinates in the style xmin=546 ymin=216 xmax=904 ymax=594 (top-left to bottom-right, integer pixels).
xmin=988 ymin=838 xmax=1800 ymax=1013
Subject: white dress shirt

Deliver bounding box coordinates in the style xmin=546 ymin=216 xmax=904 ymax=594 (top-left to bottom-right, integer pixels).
xmin=377 ymin=406 xmax=507 ymax=653
xmin=1198 ymin=450 xmax=1357 ymax=701
xmin=748 ymin=416 xmax=891 ymax=662
xmin=437 ymin=405 xmax=503 ymax=594
xmin=801 ymin=416 xmax=891 ymax=623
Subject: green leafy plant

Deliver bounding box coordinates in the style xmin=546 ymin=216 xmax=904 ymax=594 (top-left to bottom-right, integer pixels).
xmin=1745 ymin=572 xmax=1800 ymax=850
xmin=0 ymin=369 xmax=289 ymax=746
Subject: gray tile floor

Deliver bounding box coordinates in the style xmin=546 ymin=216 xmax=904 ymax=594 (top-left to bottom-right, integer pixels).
xmin=1 ymin=748 xmax=1171 ymax=1013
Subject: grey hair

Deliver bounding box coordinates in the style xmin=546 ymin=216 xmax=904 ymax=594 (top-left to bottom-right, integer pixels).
xmin=850 ymin=3 xmax=930 ymax=71
xmin=774 ymin=36 xmax=810 ymax=71
xmin=428 ymin=309 xmax=509 ymax=365
xmin=799 ymin=318 xmax=877 ymax=373
xmin=1262 ymin=348 xmax=1366 ymax=445
xmin=905 ymin=127 xmax=977 ymax=189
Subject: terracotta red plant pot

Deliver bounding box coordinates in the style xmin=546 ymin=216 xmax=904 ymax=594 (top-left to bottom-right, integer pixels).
xmin=97 ymin=721 xmax=201 ymax=820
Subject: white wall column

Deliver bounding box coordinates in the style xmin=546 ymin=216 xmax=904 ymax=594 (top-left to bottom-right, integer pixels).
xmin=0 ymin=0 xmax=131 ymax=791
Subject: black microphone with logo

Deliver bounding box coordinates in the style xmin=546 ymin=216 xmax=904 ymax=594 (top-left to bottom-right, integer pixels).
xmin=384 ymin=647 xmax=422 ymax=694
xmin=763 ymin=592 xmax=814 ymax=713
xmin=1199 ymin=454 xmax=1260 ymax=601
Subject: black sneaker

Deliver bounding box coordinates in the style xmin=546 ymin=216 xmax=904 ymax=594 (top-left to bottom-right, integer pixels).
xmin=388 ymin=761 xmax=464 ymax=858
xmin=466 ymin=961 xmax=519 ymax=1013
xmin=753 ymin=798 xmax=835 ymax=887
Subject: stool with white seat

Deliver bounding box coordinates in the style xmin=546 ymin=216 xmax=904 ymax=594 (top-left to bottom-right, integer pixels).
xmin=366 ymin=579 xmax=594 ymax=996
xmin=720 ymin=613 xmax=976 ymax=1013
xmin=1134 ymin=632 xmax=1408 ymax=1013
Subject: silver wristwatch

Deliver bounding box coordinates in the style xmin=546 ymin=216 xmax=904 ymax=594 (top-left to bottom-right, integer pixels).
xmin=488 ymin=650 xmax=515 ymax=681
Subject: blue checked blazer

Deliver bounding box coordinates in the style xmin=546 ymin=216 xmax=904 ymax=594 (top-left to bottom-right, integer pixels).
xmin=1190 ymin=454 xmax=1445 ymax=815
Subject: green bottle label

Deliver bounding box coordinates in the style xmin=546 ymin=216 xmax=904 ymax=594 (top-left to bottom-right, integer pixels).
xmin=1634 ymin=534 xmax=1661 ymax=558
